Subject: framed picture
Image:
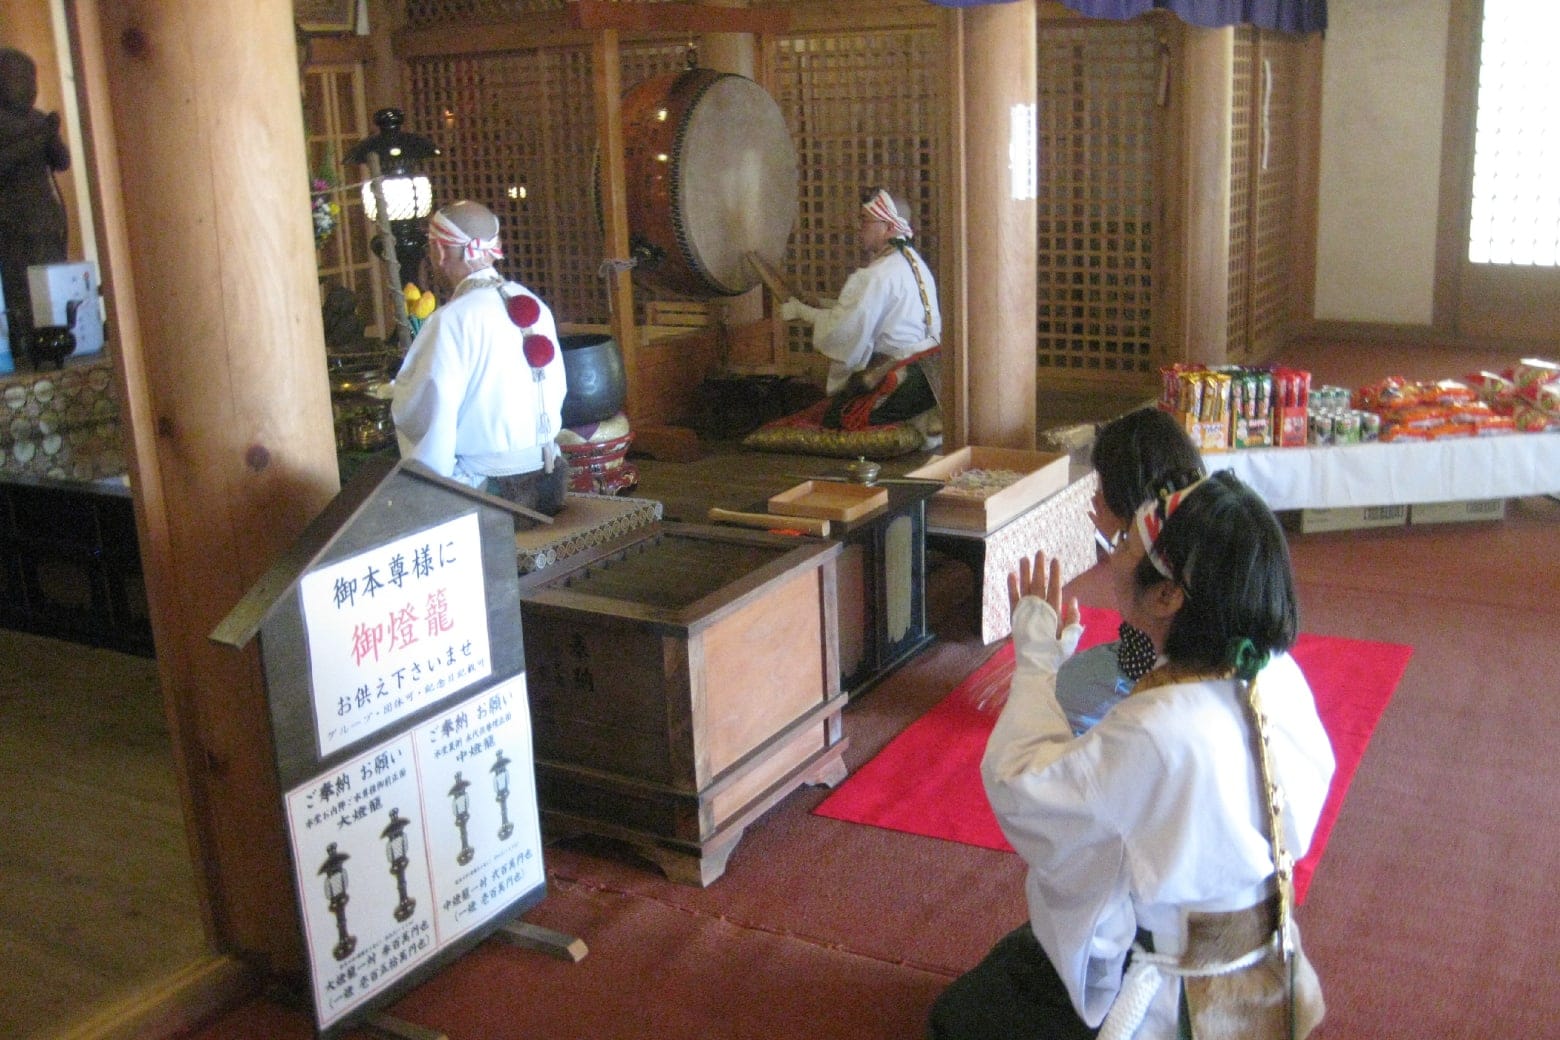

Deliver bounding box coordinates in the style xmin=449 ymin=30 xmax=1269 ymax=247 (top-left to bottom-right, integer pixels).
xmin=295 ymin=0 xmax=357 ymax=33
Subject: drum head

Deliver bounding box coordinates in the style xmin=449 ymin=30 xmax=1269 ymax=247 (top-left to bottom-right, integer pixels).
xmin=674 ymin=75 xmax=796 ymax=295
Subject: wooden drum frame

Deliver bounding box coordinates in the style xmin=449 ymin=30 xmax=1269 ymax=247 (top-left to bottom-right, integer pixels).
xmin=619 ymin=67 xmax=798 ymax=298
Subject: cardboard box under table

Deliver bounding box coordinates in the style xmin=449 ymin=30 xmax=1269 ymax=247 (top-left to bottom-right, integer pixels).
xmin=518 ymin=522 xmax=846 ymax=886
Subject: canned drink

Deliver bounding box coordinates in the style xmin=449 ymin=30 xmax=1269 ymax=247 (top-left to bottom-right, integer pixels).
xmin=1360 ymin=411 xmax=1382 ymax=441
xmin=1333 ymin=410 xmax=1361 ymax=444
xmin=1309 ymin=411 xmax=1335 ymax=446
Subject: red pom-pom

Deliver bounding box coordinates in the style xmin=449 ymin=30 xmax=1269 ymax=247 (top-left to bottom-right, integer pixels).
xmin=505 ymin=292 xmax=542 ymax=328
xmin=523 ymin=333 xmax=556 ymax=369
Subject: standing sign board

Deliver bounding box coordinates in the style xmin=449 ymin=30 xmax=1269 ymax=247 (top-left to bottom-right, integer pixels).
xmin=212 ymin=456 xmax=549 ymax=1037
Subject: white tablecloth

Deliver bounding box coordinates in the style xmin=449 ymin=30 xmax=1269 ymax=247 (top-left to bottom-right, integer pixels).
xmin=1203 ymin=433 xmax=1560 ymax=510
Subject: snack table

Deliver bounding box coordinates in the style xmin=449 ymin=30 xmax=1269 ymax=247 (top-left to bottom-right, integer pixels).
xmin=926 ymin=467 xmax=1100 ymax=645
xmin=1202 ymin=433 xmax=1560 ymax=510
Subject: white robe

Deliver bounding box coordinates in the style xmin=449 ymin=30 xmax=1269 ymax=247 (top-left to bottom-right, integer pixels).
xmin=805 ymin=245 xmax=941 ymax=394
xmin=392 ymin=273 xmax=567 ymax=486
xmin=982 ymin=598 xmax=1336 ymax=1039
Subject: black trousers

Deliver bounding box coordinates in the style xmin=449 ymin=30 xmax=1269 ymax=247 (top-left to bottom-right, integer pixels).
xmin=927 ymin=924 xmax=1098 ymax=1040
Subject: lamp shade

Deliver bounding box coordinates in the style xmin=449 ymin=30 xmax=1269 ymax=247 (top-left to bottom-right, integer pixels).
xmin=361 ymin=174 xmax=433 ymax=223
xmin=346 ymin=107 xmax=440 ymax=220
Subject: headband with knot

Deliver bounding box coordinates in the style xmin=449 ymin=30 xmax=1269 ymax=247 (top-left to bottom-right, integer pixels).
xmin=862 ymin=189 xmax=913 ymax=239
xmin=1132 ymin=475 xmax=1209 ymax=581
xmin=429 ymin=210 xmax=504 ymax=263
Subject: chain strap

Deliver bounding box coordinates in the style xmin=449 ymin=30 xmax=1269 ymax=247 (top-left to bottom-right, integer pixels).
xmin=892 ymin=242 xmax=934 ymax=338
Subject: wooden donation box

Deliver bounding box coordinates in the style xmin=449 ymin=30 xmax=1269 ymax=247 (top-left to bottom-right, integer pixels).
xmin=519 ymin=522 xmax=846 ymax=886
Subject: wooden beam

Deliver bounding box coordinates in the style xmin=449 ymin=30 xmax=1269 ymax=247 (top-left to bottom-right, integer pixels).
xmin=569 ymin=0 xmax=790 ymax=36
xmin=592 ymin=30 xmax=641 ymax=421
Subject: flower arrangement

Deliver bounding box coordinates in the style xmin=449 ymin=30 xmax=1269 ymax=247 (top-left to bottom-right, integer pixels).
xmin=311 ymin=177 xmax=340 ymax=247
xmin=404 ymin=282 xmax=438 ymax=336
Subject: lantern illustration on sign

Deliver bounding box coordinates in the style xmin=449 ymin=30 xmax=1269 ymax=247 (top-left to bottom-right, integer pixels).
xmin=380 ymin=807 xmax=417 ymax=923
xmin=318 ymin=842 xmax=357 ymax=961
xmin=449 ymin=771 xmax=475 ymax=865
xmin=491 ymin=749 xmax=514 ymax=841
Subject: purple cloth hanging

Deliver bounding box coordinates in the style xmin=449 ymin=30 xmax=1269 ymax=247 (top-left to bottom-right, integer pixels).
xmin=922 ymin=0 xmax=1326 ymax=33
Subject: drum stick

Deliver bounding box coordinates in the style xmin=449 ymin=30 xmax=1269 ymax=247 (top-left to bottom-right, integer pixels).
xmin=745 ymin=252 xmax=816 ymax=307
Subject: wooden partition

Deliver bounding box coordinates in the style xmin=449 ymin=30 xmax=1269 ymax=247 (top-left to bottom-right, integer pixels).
xmin=387 ymin=1 xmax=1321 ymax=426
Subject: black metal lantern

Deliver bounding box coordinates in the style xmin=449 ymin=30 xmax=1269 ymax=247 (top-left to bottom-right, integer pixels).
xmin=346 ymin=107 xmax=440 ymax=282
xmin=490 ymin=749 xmax=514 ymax=841
xmin=380 ymin=807 xmax=417 ymax=922
xmin=318 ymin=842 xmax=357 ymax=961
xmin=448 ymin=771 xmax=475 ymax=866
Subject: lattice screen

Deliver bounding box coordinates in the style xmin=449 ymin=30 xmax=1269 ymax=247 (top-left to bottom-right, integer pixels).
xmin=403 ymin=0 xmax=671 ymax=30
xmin=1033 ymin=20 xmax=1162 ymax=386
xmin=303 ymin=63 xmax=385 ymax=340
xmin=403 ymin=41 xmax=686 ymax=326
xmin=771 ymin=28 xmax=944 ymax=366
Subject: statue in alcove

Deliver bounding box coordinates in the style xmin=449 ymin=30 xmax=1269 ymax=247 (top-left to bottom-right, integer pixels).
xmin=0 ymin=47 xmax=70 ymax=362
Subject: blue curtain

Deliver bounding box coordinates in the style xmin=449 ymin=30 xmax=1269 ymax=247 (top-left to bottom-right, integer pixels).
xmin=923 ymin=0 xmax=1326 ymax=33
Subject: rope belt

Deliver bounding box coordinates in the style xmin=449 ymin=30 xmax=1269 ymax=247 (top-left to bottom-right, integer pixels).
xmin=1097 ymin=930 xmax=1280 ymax=1040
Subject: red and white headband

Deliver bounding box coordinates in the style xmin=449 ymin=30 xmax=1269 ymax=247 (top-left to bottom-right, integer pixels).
xmin=428 ymin=210 xmax=504 ymax=263
xmin=1132 ymin=476 xmax=1209 ymax=580
xmin=863 ymin=189 xmax=913 ymax=239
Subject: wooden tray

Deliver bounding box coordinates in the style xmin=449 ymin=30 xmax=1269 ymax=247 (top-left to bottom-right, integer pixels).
xmin=768 ymin=480 xmax=887 ymax=522
xmin=907 ymin=446 xmax=1070 ymax=533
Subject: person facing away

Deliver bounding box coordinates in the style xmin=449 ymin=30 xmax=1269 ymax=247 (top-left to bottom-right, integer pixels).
xmin=0 ymin=47 xmax=70 ymax=348
xmin=391 ymin=199 xmax=569 ymax=519
xmin=780 ymin=188 xmax=941 ymax=440
xmin=930 ymin=470 xmax=1335 ymax=1040
xmin=1056 ymin=407 xmax=1206 ymax=734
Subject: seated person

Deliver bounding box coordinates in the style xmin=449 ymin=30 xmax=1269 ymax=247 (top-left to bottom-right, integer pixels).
xmin=392 ymin=200 xmax=569 ymax=519
xmin=1056 ymin=406 xmax=1205 ymax=734
xmin=779 ymin=188 xmax=941 ymax=442
xmin=931 ymin=472 xmax=1334 ymax=1040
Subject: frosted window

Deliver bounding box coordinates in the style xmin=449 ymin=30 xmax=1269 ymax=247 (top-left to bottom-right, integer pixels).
xmin=1467 ymin=0 xmax=1560 ymax=265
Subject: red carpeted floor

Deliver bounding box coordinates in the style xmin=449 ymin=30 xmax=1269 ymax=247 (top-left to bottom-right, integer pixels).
xmin=812 ymin=605 xmax=1413 ymax=904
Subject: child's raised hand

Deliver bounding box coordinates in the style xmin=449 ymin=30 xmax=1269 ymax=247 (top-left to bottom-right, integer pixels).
xmin=1007 ymin=550 xmax=1080 ymax=640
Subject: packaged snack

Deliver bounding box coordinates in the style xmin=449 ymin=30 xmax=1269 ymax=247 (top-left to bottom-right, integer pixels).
xmin=1514 ymin=357 xmax=1560 ymax=388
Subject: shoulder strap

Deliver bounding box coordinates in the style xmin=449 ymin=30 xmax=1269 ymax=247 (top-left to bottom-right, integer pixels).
xmin=893 ymin=242 xmax=934 ymax=337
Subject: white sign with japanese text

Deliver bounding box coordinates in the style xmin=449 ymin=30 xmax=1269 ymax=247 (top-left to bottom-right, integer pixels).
xmin=286 ymin=673 xmax=544 ymax=1030
xmin=300 ymin=511 xmax=492 ymax=755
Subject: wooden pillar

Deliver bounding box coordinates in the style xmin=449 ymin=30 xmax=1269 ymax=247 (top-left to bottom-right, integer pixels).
xmin=592 ymin=29 xmax=641 ymax=420
xmin=1175 ymin=25 xmax=1233 ymax=366
xmin=73 ymin=0 xmax=340 ymax=966
xmin=703 ymin=0 xmax=764 ymax=330
xmin=963 ymin=0 xmax=1037 ymax=449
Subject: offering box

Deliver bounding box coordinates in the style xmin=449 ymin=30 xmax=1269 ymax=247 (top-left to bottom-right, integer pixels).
xmin=907 ymin=446 xmax=1069 ymax=533
xmin=518 ymin=522 xmax=846 ymax=885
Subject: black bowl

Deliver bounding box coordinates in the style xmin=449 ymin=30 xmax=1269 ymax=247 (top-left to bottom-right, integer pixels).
xmin=559 ymin=333 xmax=627 ymax=427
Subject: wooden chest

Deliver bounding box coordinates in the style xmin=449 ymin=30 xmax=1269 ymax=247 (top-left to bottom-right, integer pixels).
xmin=518 ymin=522 xmax=845 ymax=885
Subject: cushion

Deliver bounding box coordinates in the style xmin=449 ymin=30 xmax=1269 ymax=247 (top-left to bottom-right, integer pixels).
xmin=742 ymin=398 xmax=927 ymax=459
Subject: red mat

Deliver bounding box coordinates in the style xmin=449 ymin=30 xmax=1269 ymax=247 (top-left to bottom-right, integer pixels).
xmin=816 ymin=606 xmax=1412 ymax=903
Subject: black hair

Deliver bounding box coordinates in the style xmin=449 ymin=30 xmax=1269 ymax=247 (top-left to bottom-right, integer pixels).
xmin=1132 ymin=470 xmax=1298 ymax=672
xmin=1091 ymin=406 xmax=1206 ymax=524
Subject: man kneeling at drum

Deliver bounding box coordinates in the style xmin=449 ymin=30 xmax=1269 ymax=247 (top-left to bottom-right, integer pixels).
xmin=392 ymin=199 xmax=569 ymax=520
xmin=779 ymin=188 xmax=942 ymax=445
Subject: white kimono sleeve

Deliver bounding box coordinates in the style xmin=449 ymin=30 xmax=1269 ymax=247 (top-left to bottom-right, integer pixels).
xmin=981 ymin=597 xmax=1155 ymax=1027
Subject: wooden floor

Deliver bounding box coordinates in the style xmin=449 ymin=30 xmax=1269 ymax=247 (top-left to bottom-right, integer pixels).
xmin=0 ymin=630 xmax=209 ymax=1040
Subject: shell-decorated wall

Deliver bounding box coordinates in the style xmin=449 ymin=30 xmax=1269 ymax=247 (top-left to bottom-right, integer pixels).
xmin=0 ymin=360 xmax=127 ymax=482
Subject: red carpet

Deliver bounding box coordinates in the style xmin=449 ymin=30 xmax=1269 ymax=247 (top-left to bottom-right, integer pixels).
xmin=816 ymin=605 xmax=1412 ymax=903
